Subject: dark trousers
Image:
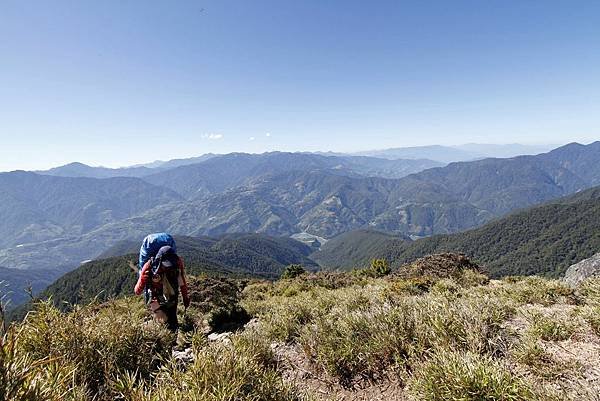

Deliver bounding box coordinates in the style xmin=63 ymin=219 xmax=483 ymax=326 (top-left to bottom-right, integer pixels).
xmin=160 ymin=304 xmax=179 ymax=332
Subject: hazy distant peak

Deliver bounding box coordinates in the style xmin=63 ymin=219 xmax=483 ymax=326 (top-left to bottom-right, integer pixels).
xmin=352 ymin=143 xmax=561 ymax=163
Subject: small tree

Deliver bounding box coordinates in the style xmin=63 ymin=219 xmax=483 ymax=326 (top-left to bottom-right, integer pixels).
xmin=281 ymin=264 xmax=306 ymax=279
xmin=370 ymin=258 xmax=390 ymax=277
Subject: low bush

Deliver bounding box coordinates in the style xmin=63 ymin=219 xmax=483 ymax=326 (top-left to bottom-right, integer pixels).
xmin=410 ymin=350 xmax=539 ymax=401
xmin=280 ymin=264 xmax=307 ymax=280
xmin=186 ymin=276 xmax=250 ymax=332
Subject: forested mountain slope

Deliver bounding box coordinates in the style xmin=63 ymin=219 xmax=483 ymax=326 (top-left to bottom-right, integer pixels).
xmin=310 ymin=229 xmax=410 ymax=269
xmin=316 ymin=186 xmax=600 ymax=278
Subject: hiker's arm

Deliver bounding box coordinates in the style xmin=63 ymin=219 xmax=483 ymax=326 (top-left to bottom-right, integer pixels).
xmin=178 ymin=257 xmax=190 ymax=307
xmin=134 ymin=261 xmax=151 ymax=295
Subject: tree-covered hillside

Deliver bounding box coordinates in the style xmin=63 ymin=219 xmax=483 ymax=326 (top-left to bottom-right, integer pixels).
xmin=310 ymin=229 xmax=410 ymax=269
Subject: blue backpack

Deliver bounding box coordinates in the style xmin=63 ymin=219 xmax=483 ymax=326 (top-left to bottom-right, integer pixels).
xmin=138 ymin=233 xmax=177 ymax=271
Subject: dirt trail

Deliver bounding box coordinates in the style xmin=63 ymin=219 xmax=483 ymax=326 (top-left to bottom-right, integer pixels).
xmin=271 ymin=342 xmax=409 ymax=401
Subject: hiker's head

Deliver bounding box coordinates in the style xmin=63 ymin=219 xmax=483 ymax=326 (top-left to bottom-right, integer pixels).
xmin=151 ymin=245 xmax=177 ymax=274
xmin=156 ymin=245 xmax=175 ymax=259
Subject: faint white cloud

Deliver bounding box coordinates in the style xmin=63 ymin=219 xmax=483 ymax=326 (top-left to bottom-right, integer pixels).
xmin=201 ymin=133 xmax=223 ymax=140
xmin=249 ymin=136 xmax=256 ymax=141
xmin=265 ymin=132 xmax=271 ymax=137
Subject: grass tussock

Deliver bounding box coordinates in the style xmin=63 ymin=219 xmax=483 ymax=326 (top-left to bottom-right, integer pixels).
xmin=2 ymin=288 xmax=308 ymax=401
xmin=410 ymin=350 xmax=540 ymax=401
xmin=495 ymin=276 xmax=579 ymax=306
xmin=14 ymin=298 xmax=174 ymax=398
xmin=0 ymin=328 xmax=86 ymax=401
xmin=525 ymin=312 xmax=577 ymax=341
xmin=582 ymin=305 xmax=600 ymax=336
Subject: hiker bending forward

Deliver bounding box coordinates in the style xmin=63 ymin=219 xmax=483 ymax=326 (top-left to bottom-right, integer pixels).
xmin=135 ymin=245 xmax=190 ymax=331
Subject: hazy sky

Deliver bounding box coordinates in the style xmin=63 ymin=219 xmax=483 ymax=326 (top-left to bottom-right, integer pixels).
xmin=1 ymin=1 xmax=599 ymax=171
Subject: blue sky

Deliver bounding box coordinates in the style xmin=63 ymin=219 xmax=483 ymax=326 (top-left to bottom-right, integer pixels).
xmin=1 ymin=0 xmax=599 ymax=171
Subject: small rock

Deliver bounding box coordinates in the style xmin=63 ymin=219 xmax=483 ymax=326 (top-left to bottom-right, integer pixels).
xmin=208 ymin=332 xmax=232 ymax=342
xmin=172 ymin=347 xmax=195 ymax=364
xmin=244 ymin=318 xmax=260 ymax=330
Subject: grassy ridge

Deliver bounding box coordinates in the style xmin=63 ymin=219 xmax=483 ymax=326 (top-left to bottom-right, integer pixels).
xmin=3 ymin=262 xmax=599 ymax=400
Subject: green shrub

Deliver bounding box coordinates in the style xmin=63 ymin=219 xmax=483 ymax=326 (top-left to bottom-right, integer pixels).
xmin=281 ymin=264 xmax=306 ymax=280
xmin=187 ymin=276 xmax=250 ymax=332
xmin=208 ymin=305 xmax=251 ymax=333
xmin=370 ymin=258 xmax=390 ymax=277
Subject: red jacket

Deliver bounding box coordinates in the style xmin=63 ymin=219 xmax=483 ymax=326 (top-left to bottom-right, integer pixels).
xmin=135 ymin=256 xmax=190 ymax=307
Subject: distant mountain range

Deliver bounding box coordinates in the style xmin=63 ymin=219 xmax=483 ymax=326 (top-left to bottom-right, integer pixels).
xmin=1 ymin=141 xmax=598 ymax=307
xmin=352 ymin=143 xmax=556 ymax=163
xmin=34 ymin=143 xmax=555 ymax=179
xmin=36 ymin=154 xmax=218 ymax=178
xmin=0 ymin=171 xmax=182 ymax=249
